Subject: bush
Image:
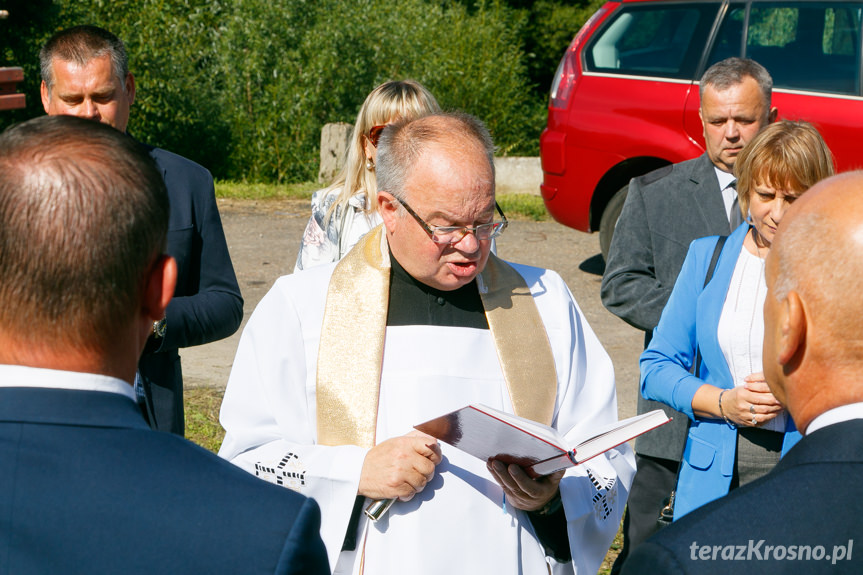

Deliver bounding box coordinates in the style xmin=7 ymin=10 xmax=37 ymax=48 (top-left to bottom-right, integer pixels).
xmin=2 ymin=0 xmax=572 ymax=183
xmin=217 ymin=0 xmax=544 ymax=182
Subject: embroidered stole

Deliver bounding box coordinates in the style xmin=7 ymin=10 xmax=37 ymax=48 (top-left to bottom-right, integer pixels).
xmin=316 ymin=225 xmax=557 ymax=447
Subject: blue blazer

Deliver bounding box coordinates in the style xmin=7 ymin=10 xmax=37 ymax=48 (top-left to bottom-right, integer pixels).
xmin=138 ymin=146 xmax=243 ymax=435
xmin=640 ymin=223 xmax=801 ymax=519
xmin=0 ymin=386 xmax=329 ymax=575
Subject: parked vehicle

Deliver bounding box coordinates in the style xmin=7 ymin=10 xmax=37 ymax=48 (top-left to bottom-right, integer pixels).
xmin=540 ymin=0 xmax=863 ymax=258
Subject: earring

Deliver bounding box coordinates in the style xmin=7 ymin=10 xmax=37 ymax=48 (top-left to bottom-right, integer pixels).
xmin=366 ymin=158 xmax=375 ymax=171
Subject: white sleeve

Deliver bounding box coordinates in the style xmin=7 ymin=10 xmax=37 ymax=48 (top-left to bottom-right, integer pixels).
xmin=536 ymin=271 xmax=637 ymax=574
xmin=218 ymin=276 xmax=365 ymax=571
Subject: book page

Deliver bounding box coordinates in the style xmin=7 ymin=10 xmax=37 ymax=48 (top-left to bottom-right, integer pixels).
xmin=415 ymin=404 xmax=567 ymax=469
xmin=568 ymin=410 xmax=670 ymax=463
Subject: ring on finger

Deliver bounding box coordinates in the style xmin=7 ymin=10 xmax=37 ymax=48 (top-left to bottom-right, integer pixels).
xmin=749 ymin=405 xmax=755 ymax=414
xmin=751 ymin=417 xmax=757 ymax=426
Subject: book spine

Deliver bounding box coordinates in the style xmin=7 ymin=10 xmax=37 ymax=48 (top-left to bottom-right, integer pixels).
xmin=528 ymin=452 xmax=575 ymax=478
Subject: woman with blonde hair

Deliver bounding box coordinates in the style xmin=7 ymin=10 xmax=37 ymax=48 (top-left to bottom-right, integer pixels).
xmin=640 ymin=120 xmax=834 ymax=520
xmin=294 ymin=80 xmax=440 ymax=272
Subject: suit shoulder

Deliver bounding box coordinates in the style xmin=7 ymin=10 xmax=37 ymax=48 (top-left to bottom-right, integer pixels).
xmin=151 ymin=433 xmax=312 ymax=506
xmin=632 ymin=156 xmax=707 ymax=190
xmin=633 ymin=163 xmax=674 ymax=188
xmin=149 ymin=147 xmax=213 ymax=181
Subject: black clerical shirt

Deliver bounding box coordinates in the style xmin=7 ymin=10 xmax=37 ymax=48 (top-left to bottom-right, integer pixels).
xmin=386 ymin=251 xmax=488 ymax=329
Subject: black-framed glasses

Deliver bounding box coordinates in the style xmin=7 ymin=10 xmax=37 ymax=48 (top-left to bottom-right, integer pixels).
xmin=392 ymin=195 xmax=508 ymax=244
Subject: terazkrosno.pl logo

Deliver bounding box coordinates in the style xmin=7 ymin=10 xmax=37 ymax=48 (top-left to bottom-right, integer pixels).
xmin=690 ymin=540 xmax=853 ymax=565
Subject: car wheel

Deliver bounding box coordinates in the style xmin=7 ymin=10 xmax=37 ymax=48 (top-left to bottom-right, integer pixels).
xmin=599 ymin=185 xmax=628 ymax=261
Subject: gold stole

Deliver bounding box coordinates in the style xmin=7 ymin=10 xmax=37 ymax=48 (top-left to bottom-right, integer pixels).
xmin=316 ymin=225 xmax=558 ymax=448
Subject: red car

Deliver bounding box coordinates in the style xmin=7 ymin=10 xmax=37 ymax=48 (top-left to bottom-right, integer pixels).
xmin=541 ymin=0 xmax=863 ymax=257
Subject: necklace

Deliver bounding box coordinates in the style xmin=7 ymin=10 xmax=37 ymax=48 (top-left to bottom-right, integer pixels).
xmin=751 ymin=227 xmax=768 ymax=256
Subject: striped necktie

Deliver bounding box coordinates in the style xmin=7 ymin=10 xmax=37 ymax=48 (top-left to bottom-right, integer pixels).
xmin=729 ymin=180 xmax=744 ymax=229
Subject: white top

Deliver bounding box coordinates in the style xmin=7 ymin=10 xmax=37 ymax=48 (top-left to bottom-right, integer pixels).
xmin=717 ymin=245 xmax=786 ymax=432
xmin=0 ymin=364 xmax=137 ymax=401
xmin=218 ymin=262 xmax=635 ymax=575
xmin=805 ymin=402 xmax=863 ymax=435
xmin=294 ymin=187 xmax=381 ymax=273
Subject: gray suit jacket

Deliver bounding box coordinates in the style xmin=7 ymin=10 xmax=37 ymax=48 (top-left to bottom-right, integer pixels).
xmin=601 ymin=153 xmax=731 ymax=460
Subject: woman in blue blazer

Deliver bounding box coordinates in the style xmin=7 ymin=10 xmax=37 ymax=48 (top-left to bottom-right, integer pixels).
xmin=640 ymin=121 xmax=834 ymax=520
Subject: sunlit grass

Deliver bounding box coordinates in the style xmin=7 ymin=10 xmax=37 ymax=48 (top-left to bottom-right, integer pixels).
xmin=184 ymin=386 xmax=226 ymax=454
xmin=214 ymin=180 xmax=318 ymax=201
xmin=497 ymin=193 xmax=549 ymax=221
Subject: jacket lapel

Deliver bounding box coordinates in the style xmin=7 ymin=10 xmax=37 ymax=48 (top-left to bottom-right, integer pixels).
xmin=690 ymin=154 xmax=732 ymax=236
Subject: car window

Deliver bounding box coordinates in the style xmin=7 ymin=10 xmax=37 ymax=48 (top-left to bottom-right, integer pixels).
xmin=706 ymin=3 xmax=747 ymax=63
xmin=584 ymin=3 xmax=720 ymax=79
xmin=708 ymin=2 xmax=862 ymax=95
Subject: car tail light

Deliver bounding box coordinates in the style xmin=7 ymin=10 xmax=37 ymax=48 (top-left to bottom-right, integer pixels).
xmin=549 ymin=6 xmax=610 ymax=109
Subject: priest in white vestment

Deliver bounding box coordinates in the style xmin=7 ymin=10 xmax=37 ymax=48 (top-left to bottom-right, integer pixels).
xmin=219 ymin=112 xmax=636 ymax=574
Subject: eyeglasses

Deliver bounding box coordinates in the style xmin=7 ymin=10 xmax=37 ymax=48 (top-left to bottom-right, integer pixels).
xmin=368 ymin=125 xmax=387 ymax=147
xmin=392 ymin=195 xmax=508 ymax=244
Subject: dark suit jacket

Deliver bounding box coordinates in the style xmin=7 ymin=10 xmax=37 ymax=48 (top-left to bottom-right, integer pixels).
xmin=623 ymin=419 xmax=863 ymax=574
xmin=0 ymin=386 xmax=329 ymax=575
xmin=138 ymin=146 xmax=243 ymax=436
xmin=601 ymin=154 xmax=731 ymax=460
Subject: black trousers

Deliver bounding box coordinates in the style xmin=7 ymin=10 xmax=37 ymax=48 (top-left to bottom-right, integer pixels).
xmin=610 ymin=453 xmax=678 ymax=574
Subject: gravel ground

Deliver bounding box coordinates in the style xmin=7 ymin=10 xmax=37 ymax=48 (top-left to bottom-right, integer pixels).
xmin=181 ymin=198 xmax=644 ymax=420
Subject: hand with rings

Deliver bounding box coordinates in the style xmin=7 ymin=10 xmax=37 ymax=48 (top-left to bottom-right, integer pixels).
xmin=720 ymin=373 xmax=783 ymax=427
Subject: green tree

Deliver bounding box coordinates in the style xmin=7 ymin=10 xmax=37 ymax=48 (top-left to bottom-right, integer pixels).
xmin=3 ymin=0 xmax=598 ymax=183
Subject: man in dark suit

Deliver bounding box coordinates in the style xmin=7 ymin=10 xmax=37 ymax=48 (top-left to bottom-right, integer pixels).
xmin=601 ymin=57 xmax=777 ymax=570
xmin=623 ymin=171 xmax=863 ymax=574
xmin=39 ymin=25 xmax=242 ymax=436
xmin=0 ymin=115 xmax=329 ymax=575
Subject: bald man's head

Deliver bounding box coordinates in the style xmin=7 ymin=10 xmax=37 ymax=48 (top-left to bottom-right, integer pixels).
xmin=772 ymin=172 xmax=863 ymax=345
xmin=764 ymin=171 xmax=863 ymax=430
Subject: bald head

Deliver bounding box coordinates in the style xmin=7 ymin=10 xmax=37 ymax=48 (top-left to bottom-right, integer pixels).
xmin=376 ymin=111 xmax=495 ymax=204
xmin=773 ymin=171 xmax=863 ymax=340
xmin=764 ymin=171 xmax=863 ymax=431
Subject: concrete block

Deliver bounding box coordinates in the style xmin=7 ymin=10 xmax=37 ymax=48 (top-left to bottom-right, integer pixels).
xmin=318 ymin=122 xmax=353 ymax=183
xmin=494 ymin=157 xmax=542 ymax=196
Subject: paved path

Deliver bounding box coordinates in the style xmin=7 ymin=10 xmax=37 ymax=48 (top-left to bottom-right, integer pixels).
xmin=182 ymin=198 xmax=644 ymax=420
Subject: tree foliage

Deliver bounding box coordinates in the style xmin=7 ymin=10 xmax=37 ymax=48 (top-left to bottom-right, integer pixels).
xmin=1 ymin=0 xmax=599 ymax=182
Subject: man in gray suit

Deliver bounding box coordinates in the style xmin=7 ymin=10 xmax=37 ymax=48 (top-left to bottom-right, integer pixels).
xmin=601 ymin=57 xmax=777 ymax=572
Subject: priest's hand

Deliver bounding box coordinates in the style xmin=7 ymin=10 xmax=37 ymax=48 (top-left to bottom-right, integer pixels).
xmin=358 ymin=431 xmax=442 ymax=501
xmin=488 ymin=460 xmax=564 ymax=512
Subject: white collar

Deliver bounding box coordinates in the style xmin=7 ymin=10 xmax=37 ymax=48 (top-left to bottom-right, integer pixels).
xmin=0 ymin=364 xmax=137 ymax=402
xmin=804 ymin=402 xmax=863 ymax=435
xmin=714 ymin=165 xmax=736 ymax=190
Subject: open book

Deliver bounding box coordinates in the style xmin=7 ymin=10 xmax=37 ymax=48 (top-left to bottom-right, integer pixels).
xmin=414 ymin=404 xmax=670 ymax=478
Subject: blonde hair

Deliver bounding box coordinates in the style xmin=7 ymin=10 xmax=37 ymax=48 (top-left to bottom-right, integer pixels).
xmin=324 ymin=80 xmax=440 ymax=225
xmin=735 ymin=120 xmax=835 ymax=218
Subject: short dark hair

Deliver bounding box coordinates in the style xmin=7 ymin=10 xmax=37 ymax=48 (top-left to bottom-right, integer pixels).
xmin=376 ymin=111 xmax=496 ymax=206
xmin=700 ymin=57 xmax=773 ymax=107
xmin=0 ymin=115 xmax=168 ymax=350
xmin=40 ymin=25 xmax=129 ymax=95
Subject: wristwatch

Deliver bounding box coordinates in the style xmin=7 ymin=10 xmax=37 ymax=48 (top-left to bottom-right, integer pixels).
xmin=153 ymin=317 xmax=167 ymax=339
